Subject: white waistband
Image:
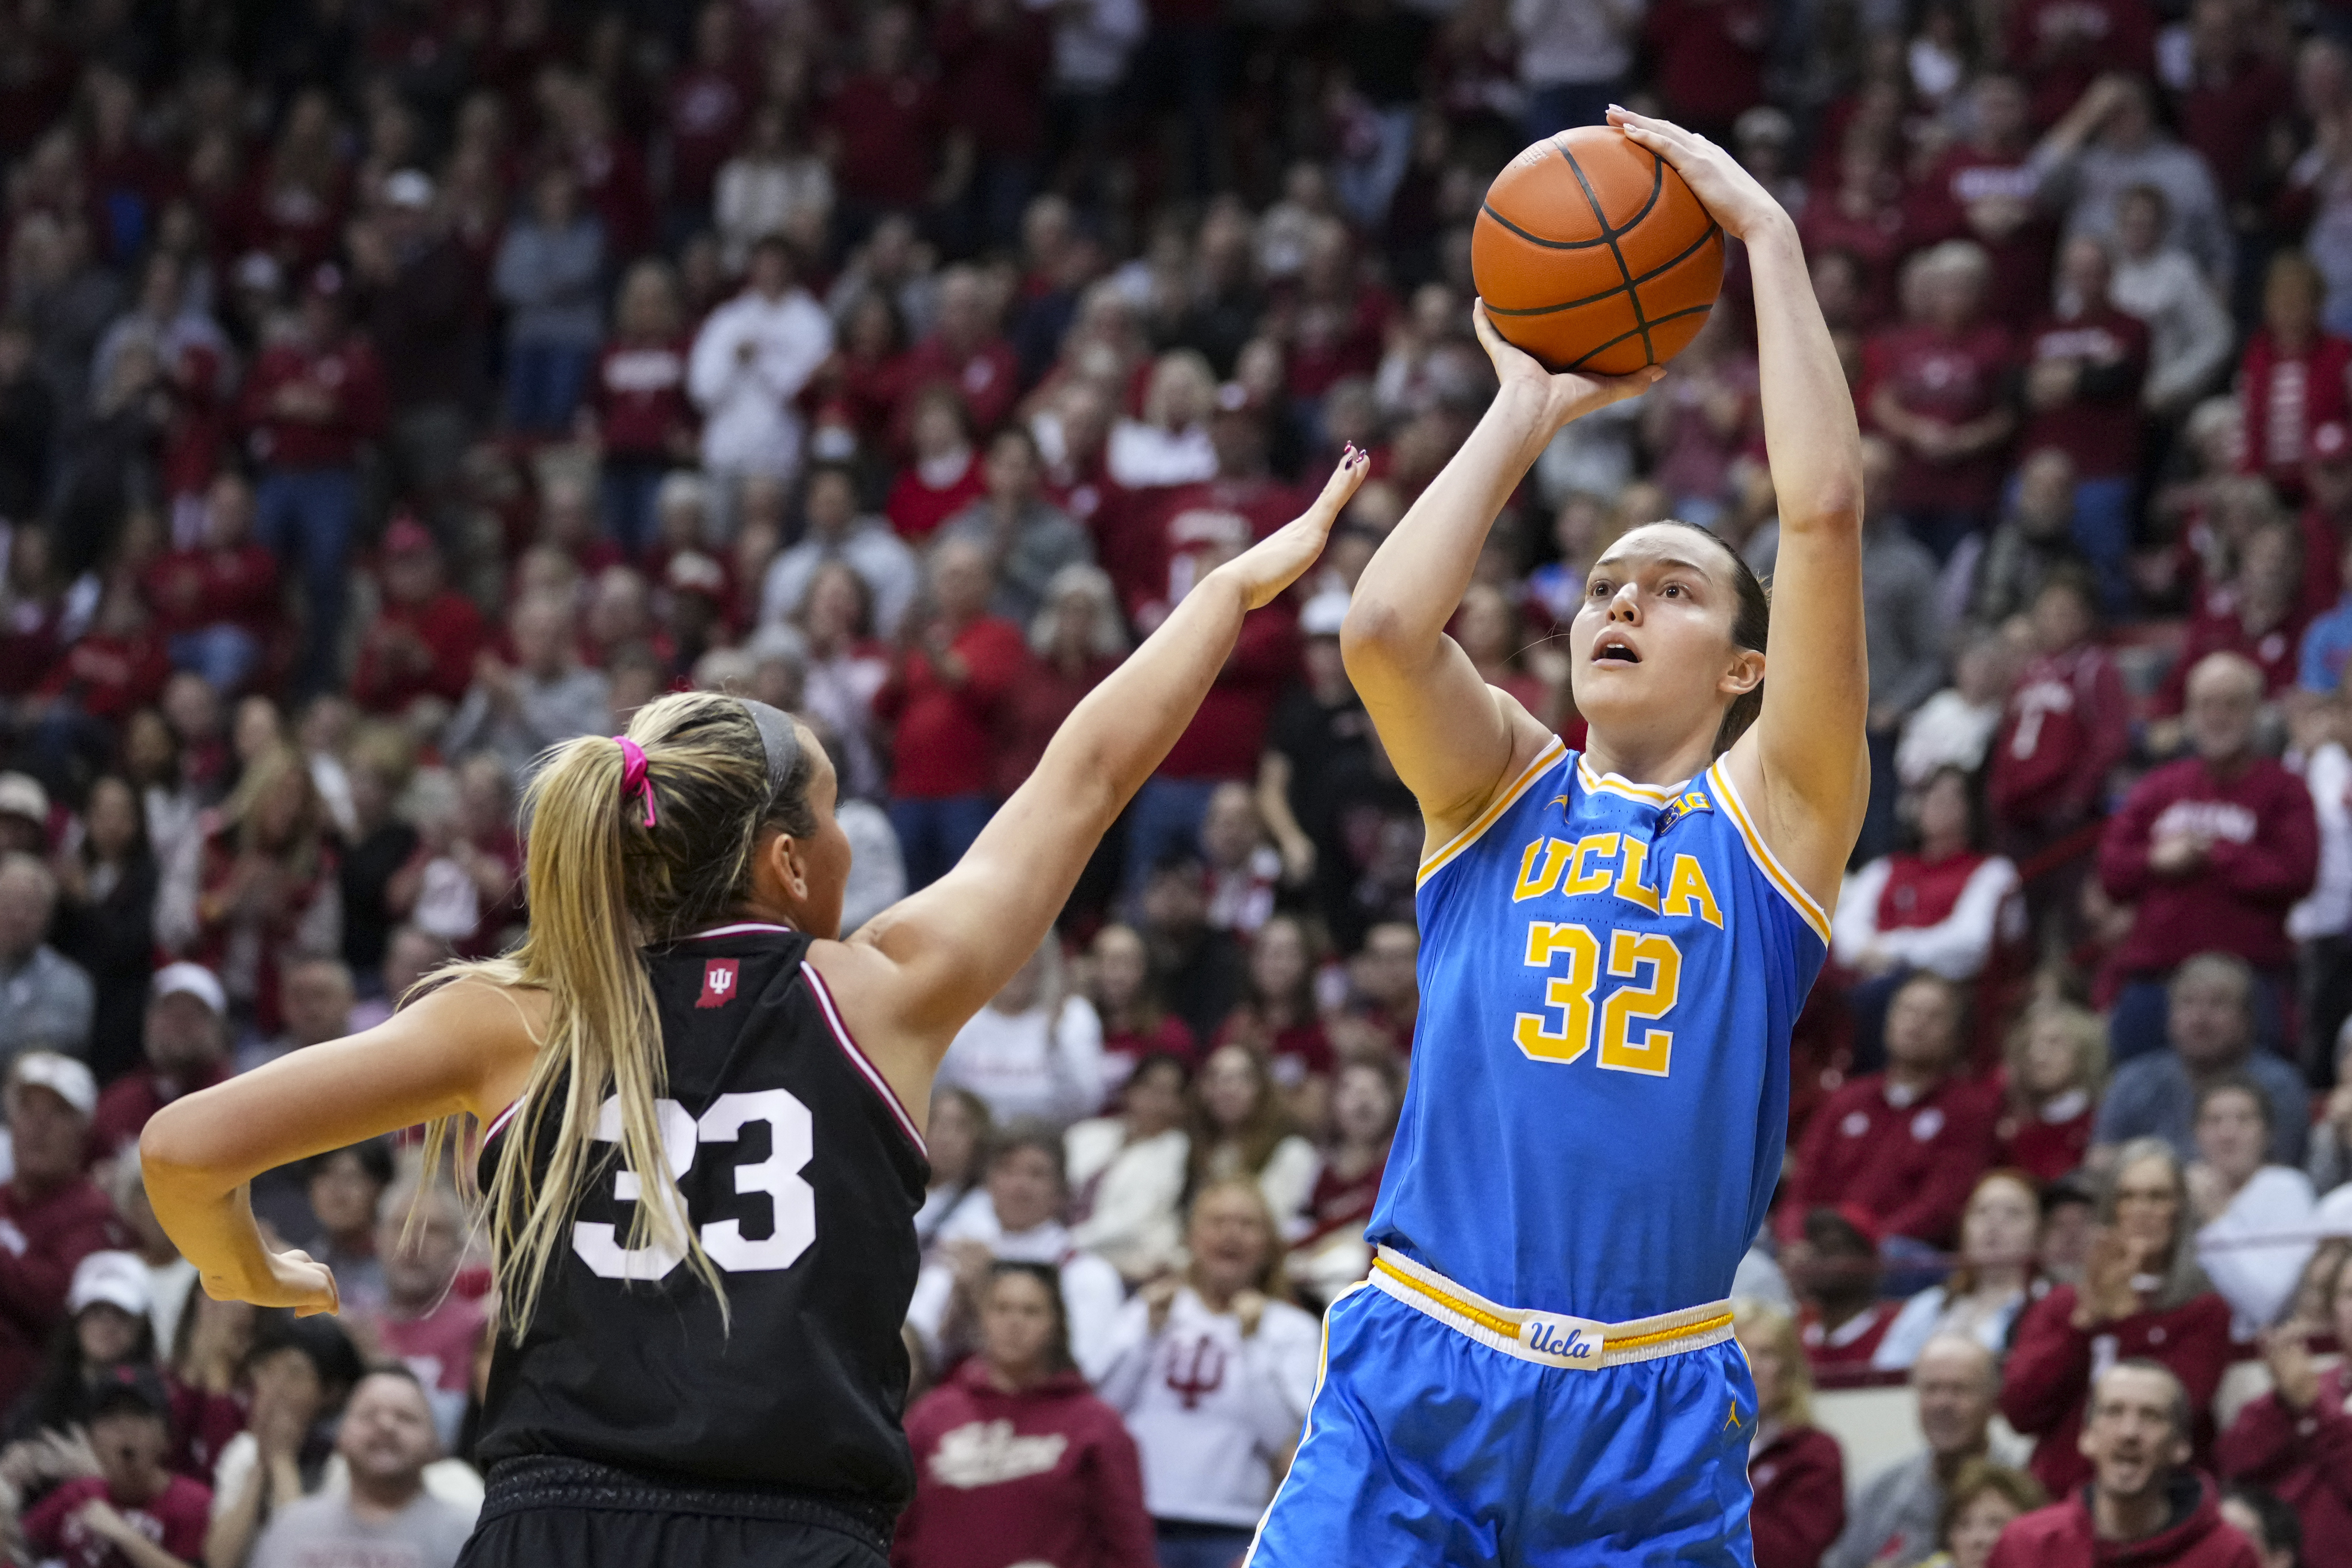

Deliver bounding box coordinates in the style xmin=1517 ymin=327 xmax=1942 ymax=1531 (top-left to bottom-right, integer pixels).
xmin=1367 ymin=1247 xmax=1737 ymax=1371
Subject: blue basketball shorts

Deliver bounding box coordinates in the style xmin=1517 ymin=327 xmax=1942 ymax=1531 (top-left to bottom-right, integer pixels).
xmin=1246 ymin=1256 xmax=1759 ymax=1568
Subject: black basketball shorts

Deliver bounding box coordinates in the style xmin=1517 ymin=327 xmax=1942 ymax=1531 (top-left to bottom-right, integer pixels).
xmin=457 ymin=1456 xmax=892 ymax=1568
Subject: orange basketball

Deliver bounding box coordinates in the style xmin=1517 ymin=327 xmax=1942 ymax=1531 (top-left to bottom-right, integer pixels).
xmin=1471 ymin=126 xmax=1726 ymax=377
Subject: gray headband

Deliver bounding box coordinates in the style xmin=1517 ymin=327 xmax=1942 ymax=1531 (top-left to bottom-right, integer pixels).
xmin=739 ymin=698 xmax=801 ymax=811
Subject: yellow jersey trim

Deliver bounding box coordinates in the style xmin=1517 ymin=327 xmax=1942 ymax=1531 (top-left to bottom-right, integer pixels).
xmin=1705 ymin=761 xmax=1833 ymax=943
xmin=1573 ymin=754 xmax=1685 ymax=804
xmin=1416 ymin=736 xmax=1569 ymax=888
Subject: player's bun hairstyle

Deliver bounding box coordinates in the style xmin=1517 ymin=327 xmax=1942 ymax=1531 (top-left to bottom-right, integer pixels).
xmin=1640 ymin=518 xmax=1771 ymax=754
xmin=419 ymin=691 xmax=820 ymax=1339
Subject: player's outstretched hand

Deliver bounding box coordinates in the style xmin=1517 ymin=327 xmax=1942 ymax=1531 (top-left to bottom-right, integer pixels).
xmin=1470 ymin=299 xmax=1662 ymax=428
xmin=1213 ymin=446 xmax=1370 ymax=611
xmin=1605 ymin=106 xmax=1786 ymax=242
xmin=208 ymin=1245 xmax=341 ymax=1317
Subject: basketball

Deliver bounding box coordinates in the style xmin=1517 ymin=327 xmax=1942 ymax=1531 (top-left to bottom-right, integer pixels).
xmin=1472 ymin=127 xmax=1727 ymax=377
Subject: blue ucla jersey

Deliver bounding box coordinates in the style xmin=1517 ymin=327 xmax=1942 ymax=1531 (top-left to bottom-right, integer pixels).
xmin=1367 ymin=737 xmax=1830 ymax=1324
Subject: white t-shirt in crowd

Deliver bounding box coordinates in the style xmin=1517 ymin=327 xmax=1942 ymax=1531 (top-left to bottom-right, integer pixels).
xmin=936 ymin=996 xmax=1107 ymax=1126
xmin=905 ymin=1199 xmax=1127 ymax=1382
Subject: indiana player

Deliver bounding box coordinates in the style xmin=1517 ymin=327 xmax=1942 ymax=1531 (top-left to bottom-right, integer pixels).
xmin=1248 ymin=108 xmax=1866 ymax=1564
xmin=138 ymin=451 xmax=1368 ymax=1568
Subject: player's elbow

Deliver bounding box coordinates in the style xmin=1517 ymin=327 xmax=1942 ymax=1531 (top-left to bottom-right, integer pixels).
xmin=139 ymin=1100 xmax=230 ymax=1200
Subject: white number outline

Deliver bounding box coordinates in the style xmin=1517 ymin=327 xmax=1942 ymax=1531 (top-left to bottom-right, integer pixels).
xmin=570 ymin=1091 xmax=817 ymax=1281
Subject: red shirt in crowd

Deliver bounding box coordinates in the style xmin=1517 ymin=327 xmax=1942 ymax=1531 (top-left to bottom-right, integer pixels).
xmin=2154 ymin=604 xmax=2305 ymax=713
xmin=874 ymin=616 xmax=1031 ymax=799
xmin=2005 ymin=0 xmax=2156 ymax=127
xmin=2096 ymin=752 xmax=2319 ymax=977
xmin=377 ymin=1292 xmax=487 ymax=1405
xmin=1161 ymin=594 xmax=1300 ymax=783
xmin=1641 ymin=0 xmax=1769 ymax=131
xmin=2180 ymin=50 xmax=2296 ymax=209
xmin=2021 ymin=305 xmax=2150 ymax=480
xmin=2220 ymin=1361 xmax=2352 ymax=1567
xmin=1987 ymin=1472 xmax=2258 ymax=1568
xmin=90 ymin=1058 xmax=230 ymax=1169
xmin=1747 ymin=1424 xmax=1846 ymax=1568
xmin=1778 ymin=1073 xmax=2000 ymax=1246
xmin=141 ymin=541 xmax=280 ymax=642
xmin=935 ymin=3 xmax=1052 ymax=163
xmin=898 ymin=337 xmax=1023 ymax=440
xmin=894 ymin=1359 xmax=1157 ymax=1568
xmin=1988 ymin=643 xmax=2131 ymax=837
xmin=36 ymin=630 xmax=170 ymax=722
xmin=237 ymin=332 xmax=389 ymax=471
xmin=2240 ymin=330 xmax=2352 ymax=497
xmin=994 ymin=655 xmax=1119 ymax=797
xmin=886 ymin=452 xmax=986 ymax=541
xmin=666 ymin=60 xmax=757 ymax=210
xmin=2001 ymin=1283 xmax=2234 ymax=1498
xmin=350 ymin=590 xmax=489 ymax=714
xmin=1994 ymin=1088 xmax=2097 ymax=1184
xmin=0 ymin=1176 xmax=133 ymax=1410
xmin=824 ymin=68 xmax=944 ymax=209
xmin=1101 ymin=1014 xmax=1199 ymax=1082
xmin=1863 ymin=320 xmax=2017 ymax=514
xmin=1905 ymin=148 xmax=2059 ymax=323
xmin=22 ymin=1473 xmax=211 ymax=1568
xmin=591 ymin=337 xmax=696 ymax=460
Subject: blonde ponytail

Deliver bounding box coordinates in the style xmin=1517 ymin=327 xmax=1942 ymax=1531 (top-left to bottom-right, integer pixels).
xmin=416 ymin=692 xmax=815 ymax=1340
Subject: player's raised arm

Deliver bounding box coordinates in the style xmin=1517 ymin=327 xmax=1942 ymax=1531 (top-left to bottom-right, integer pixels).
xmin=1342 ymin=310 xmax=1658 ymax=841
xmin=826 ymin=453 xmax=1368 ymax=1057
xmin=1611 ymin=108 xmax=1869 ymax=908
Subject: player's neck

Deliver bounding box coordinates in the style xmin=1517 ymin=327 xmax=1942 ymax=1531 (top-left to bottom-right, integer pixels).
xmin=1579 ymin=729 xmax=1715 ymax=791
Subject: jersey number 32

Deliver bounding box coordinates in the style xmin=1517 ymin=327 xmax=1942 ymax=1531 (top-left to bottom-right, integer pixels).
xmin=572 ymin=1091 xmax=815 ymax=1282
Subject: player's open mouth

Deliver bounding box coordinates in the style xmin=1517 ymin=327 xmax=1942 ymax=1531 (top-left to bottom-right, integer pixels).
xmin=1593 ymin=638 xmax=1641 ymax=664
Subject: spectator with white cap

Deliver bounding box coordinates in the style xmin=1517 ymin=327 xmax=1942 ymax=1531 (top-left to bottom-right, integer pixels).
xmin=0 ymin=1051 xmax=130 ymax=1414
xmin=5 ymin=1248 xmax=155 ymax=1441
xmin=90 ymin=964 xmax=230 ymax=1170
xmin=0 ymin=770 xmax=47 ymax=855
xmin=0 ymin=851 xmax=93 ymax=1065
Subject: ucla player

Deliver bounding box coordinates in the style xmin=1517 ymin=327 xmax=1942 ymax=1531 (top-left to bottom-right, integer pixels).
xmin=1248 ymin=108 xmax=1866 ymax=1566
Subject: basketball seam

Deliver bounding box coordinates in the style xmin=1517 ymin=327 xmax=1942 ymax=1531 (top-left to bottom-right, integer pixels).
xmin=1564 ymin=302 xmax=1717 ymax=372
xmin=1478 ymin=201 xmax=1613 ymax=252
xmin=1477 ymin=151 xmax=1664 ymax=253
xmin=1554 ymin=136 xmax=1655 ymax=364
xmin=1482 ymin=222 xmax=1725 ymax=318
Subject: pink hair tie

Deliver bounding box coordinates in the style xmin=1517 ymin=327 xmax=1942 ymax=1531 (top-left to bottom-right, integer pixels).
xmin=614 ymin=737 xmax=657 ymax=827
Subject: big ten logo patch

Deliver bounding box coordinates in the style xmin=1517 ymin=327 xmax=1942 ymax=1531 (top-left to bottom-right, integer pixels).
xmin=698 ymin=959 xmax=741 ymax=1008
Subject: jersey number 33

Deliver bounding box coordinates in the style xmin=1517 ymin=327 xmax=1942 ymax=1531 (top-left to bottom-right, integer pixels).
xmin=571 ymin=1091 xmax=816 ymax=1282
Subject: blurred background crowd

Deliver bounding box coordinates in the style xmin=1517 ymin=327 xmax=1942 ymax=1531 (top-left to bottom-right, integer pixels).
xmin=0 ymin=0 xmax=2349 ymax=1561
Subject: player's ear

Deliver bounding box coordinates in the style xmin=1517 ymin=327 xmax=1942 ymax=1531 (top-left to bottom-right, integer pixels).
xmin=749 ymin=826 xmax=811 ymax=905
xmin=1720 ymin=646 xmax=1764 ymax=699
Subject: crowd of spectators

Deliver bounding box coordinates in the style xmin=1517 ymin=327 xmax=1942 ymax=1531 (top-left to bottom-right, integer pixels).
xmin=0 ymin=0 xmax=2348 ymax=1562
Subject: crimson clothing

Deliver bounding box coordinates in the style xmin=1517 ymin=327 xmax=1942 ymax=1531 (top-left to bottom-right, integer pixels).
xmin=2021 ymin=307 xmax=2150 ymax=480
xmin=36 ymin=632 xmax=170 ymax=722
xmin=22 ymin=1473 xmax=210 ymax=1568
xmin=1863 ymin=321 xmax=2017 ymax=515
xmin=2180 ymin=54 xmax=2296 ymax=208
xmin=874 ymin=617 xmax=1030 ymax=799
xmin=378 ymin=1292 xmax=487 ymax=1402
xmin=1802 ymin=1302 xmax=1895 ymax=1373
xmin=2239 ymin=331 xmax=2352 ymax=494
xmin=1987 ymin=1473 xmax=2258 ymax=1568
xmin=2153 ymin=607 xmax=2304 ymax=713
xmin=350 ymin=591 xmax=489 ymax=714
xmin=1748 ymin=1425 xmax=1846 ymax=1568
xmin=894 ymin=1360 xmax=1157 ymax=1568
xmin=141 ymin=543 xmax=280 ymax=641
xmin=165 ymin=1377 xmax=245 ymax=1481
xmin=1988 ymin=645 xmax=2131 ymax=835
xmin=90 ymin=1059 xmax=230 ymax=1166
xmin=1298 ymin=1155 xmax=1387 ymax=1253
xmin=1103 ymin=1016 xmax=1198 ymax=1075
xmin=2097 ymin=754 xmax=2318 ymax=976
xmin=1874 ymin=849 xmax=1994 ymax=934
xmin=885 ymin=453 xmax=985 ymax=542
xmin=0 ymin=1178 xmax=133 ymax=1411
xmin=1161 ymin=598 xmax=1299 ymax=781
xmin=1905 ymin=148 xmax=2060 ymax=322
xmin=1796 ymin=196 xmax=1909 ymax=324
xmin=2005 ymin=0 xmax=2156 ymax=128
xmin=666 ymin=62 xmax=757 ymax=209
xmin=934 ymin=7 xmax=1052 ymax=163
xmin=898 ymin=337 xmax=1022 ymax=439
xmin=237 ymin=335 xmax=389 ymax=470
xmin=824 ymin=70 xmax=944 ymax=208
xmin=1995 ymin=1090 xmax=2098 ymax=1184
xmin=591 ymin=338 xmax=695 ymax=459
xmin=1108 ymin=479 xmax=1301 ymax=632
xmin=2220 ymin=1362 xmax=2352 ymax=1567
xmin=1641 ymin=0 xmax=1769 ymax=131
xmin=994 ymin=655 xmax=1117 ymax=796
xmin=2001 ymin=1283 xmax=2234 ymax=1498
xmin=1779 ymin=1074 xmax=1998 ymax=1247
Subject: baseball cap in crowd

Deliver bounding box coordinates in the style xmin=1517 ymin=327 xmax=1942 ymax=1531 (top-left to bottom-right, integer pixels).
xmin=68 ymin=1250 xmax=152 ymax=1318
xmin=0 ymin=771 xmax=48 ymax=826
xmin=9 ymin=1051 xmax=96 ymax=1119
xmin=2314 ymin=421 xmax=2349 ymax=466
xmin=1300 ymin=588 xmax=1351 ymax=639
xmin=383 ymin=168 xmax=435 ymax=210
xmin=153 ymin=961 xmax=226 ymax=1017
xmin=87 ymin=1365 xmax=172 ymax=1422
xmin=666 ymin=550 xmax=728 ymax=601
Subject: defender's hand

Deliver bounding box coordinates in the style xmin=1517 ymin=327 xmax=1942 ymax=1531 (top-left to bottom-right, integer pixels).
xmin=1211 ymin=448 xmax=1370 ymax=612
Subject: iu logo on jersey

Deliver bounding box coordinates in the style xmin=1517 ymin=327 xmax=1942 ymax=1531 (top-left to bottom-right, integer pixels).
xmin=697 ymin=959 xmax=740 ymax=1009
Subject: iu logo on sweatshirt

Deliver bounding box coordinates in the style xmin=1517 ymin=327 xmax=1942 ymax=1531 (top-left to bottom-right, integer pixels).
xmin=697 ymin=959 xmax=740 ymax=1009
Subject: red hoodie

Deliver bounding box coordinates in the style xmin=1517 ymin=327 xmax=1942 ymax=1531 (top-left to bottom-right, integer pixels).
xmin=1988 ymin=644 xmax=2130 ymax=835
xmin=894 ymin=1359 xmax=1157 ymax=1568
xmin=1749 ymin=1425 xmax=1846 ymax=1568
xmin=1987 ymin=1474 xmax=2259 ymax=1568
xmin=2096 ymin=754 xmax=2318 ymax=976
xmin=2001 ymin=1284 xmax=2235 ymax=1500
xmin=2218 ymin=1361 xmax=2352 ymax=1568
xmin=1778 ymin=1072 xmax=2000 ymax=1247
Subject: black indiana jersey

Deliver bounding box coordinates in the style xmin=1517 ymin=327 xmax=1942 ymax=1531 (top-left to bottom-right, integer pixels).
xmin=472 ymin=922 xmax=928 ymax=1508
